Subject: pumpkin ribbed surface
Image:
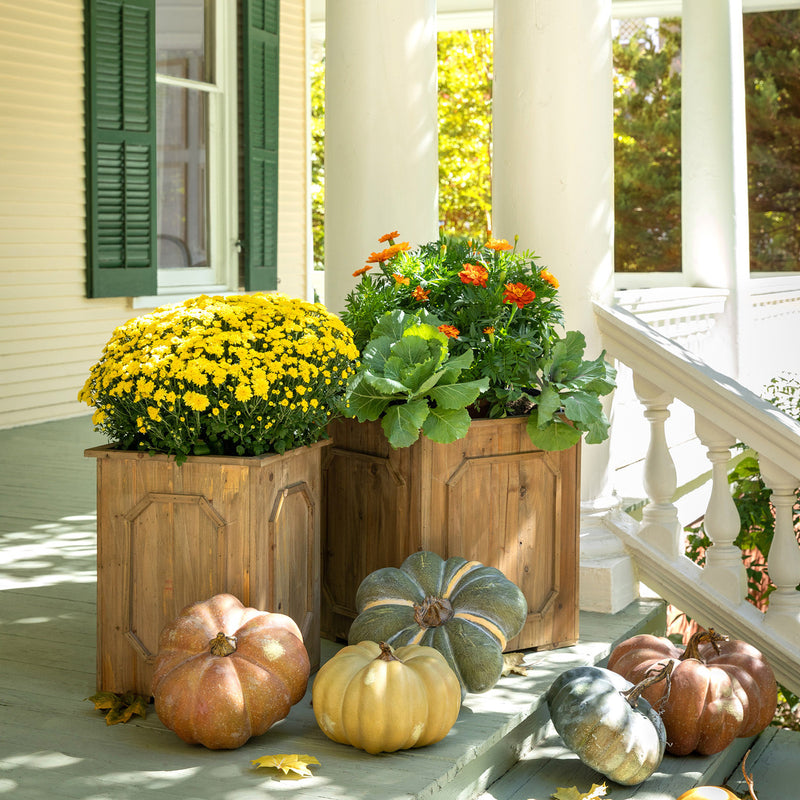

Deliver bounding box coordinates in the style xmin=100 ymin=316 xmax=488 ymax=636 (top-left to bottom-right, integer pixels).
xmin=607 ymin=630 xmax=777 ymax=756
xmin=546 ymin=665 xmax=667 ymax=786
xmin=312 ymin=640 xmax=461 ymax=753
xmin=151 ymin=593 xmax=310 ymax=750
xmin=348 ymin=551 xmax=527 ymax=695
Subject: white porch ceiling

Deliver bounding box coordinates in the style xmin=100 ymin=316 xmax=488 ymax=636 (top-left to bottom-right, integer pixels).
xmin=309 ymin=0 xmax=800 ymax=39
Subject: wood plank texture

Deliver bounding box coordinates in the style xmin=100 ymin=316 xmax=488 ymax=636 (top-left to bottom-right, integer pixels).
xmin=88 ymin=441 xmax=326 ymax=695
xmin=322 ymin=417 xmax=580 ymax=653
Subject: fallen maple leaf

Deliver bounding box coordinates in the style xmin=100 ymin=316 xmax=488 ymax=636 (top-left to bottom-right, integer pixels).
xmin=251 ymin=753 xmax=320 ymax=778
xmin=552 ymin=783 xmax=608 ymax=800
xmin=86 ymin=691 xmax=148 ymax=725
xmin=502 ymin=652 xmax=528 ymax=676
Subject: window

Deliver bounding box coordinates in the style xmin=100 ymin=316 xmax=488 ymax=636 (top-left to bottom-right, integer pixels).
xmin=155 ymin=0 xmax=233 ymax=293
xmin=84 ymin=0 xmax=279 ymax=299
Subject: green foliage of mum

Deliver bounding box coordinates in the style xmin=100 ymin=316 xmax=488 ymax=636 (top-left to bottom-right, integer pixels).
xmin=79 ymin=293 xmax=359 ymax=462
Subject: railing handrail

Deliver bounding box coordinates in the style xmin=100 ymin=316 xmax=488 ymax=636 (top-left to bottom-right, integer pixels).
xmin=593 ymin=301 xmax=800 ymax=475
xmin=593 ymin=300 xmax=800 ymax=696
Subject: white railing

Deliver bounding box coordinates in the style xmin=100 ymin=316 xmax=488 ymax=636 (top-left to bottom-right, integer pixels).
xmin=594 ymin=301 xmax=800 ymax=696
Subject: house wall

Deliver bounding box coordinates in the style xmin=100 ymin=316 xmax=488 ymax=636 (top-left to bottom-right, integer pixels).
xmin=0 ymin=0 xmax=310 ymax=430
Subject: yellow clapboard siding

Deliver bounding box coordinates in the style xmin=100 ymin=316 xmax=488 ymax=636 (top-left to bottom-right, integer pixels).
xmin=0 ymin=372 xmax=89 ymax=402
xmin=3 ymin=332 xmax=106 ymax=356
xmin=0 ymin=352 xmax=101 ymax=384
xmin=0 ymin=307 xmax=135 ymax=338
xmin=0 ymin=267 xmax=86 ymax=285
xmin=0 ymin=396 xmax=88 ymax=424
xmin=0 ymin=7 xmax=82 ymax=37
xmin=2 ymin=281 xmax=87 ymax=301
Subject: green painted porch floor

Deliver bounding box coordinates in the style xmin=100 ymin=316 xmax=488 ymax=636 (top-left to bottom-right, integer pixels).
xmin=1 ymin=417 xmax=795 ymax=799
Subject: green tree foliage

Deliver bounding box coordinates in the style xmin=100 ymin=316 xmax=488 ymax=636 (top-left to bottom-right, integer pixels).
xmin=744 ymin=11 xmax=800 ymax=272
xmin=437 ymin=29 xmax=493 ymax=238
xmin=311 ymin=58 xmax=325 ymax=274
xmin=612 ymin=20 xmax=682 ymax=273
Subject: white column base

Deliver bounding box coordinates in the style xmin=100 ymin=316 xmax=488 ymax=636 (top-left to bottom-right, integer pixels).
xmin=579 ymin=499 xmax=640 ymax=614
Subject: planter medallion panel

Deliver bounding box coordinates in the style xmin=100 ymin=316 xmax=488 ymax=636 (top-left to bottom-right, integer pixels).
xmin=88 ymin=441 xmax=326 ymax=695
xmin=322 ymin=417 xmax=580 ymax=652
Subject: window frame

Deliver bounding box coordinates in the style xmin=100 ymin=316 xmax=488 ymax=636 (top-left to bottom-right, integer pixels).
xmin=137 ymin=0 xmax=240 ymax=307
xmin=84 ymin=0 xmax=279 ymax=301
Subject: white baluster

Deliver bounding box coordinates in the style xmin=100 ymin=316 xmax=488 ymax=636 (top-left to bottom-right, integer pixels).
xmin=695 ymin=416 xmax=747 ymax=605
xmin=759 ymin=457 xmax=800 ymax=647
xmin=634 ymin=375 xmax=681 ymax=558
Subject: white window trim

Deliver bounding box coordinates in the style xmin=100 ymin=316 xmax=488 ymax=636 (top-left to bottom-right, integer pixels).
xmin=135 ymin=0 xmax=239 ymax=309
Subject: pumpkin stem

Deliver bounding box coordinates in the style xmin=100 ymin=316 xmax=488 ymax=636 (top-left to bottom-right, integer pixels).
xmin=414 ymin=596 xmax=454 ymax=628
xmin=621 ymin=660 xmax=674 ymax=709
xmin=377 ymin=641 xmax=400 ymax=662
xmin=209 ymin=631 xmax=237 ymax=657
xmin=680 ymin=627 xmax=728 ymax=662
xmin=742 ymin=749 xmax=759 ymax=800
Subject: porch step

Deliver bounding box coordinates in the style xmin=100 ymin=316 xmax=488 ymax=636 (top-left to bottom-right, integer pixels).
xmin=478 ymin=730 xmax=759 ymax=800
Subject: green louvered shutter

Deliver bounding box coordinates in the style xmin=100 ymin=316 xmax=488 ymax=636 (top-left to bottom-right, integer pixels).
xmin=85 ymin=0 xmax=157 ymax=298
xmin=242 ymin=0 xmax=279 ymax=291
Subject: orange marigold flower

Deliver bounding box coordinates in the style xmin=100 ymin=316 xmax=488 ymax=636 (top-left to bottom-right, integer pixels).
xmin=503 ymin=282 xmax=537 ymax=309
xmin=486 ymin=237 xmax=513 ymax=251
xmin=483 ymin=326 xmax=495 ymax=336
xmin=540 ymin=268 xmax=559 ymax=288
xmin=352 ymin=264 xmax=374 ymax=277
xmin=365 ymin=242 xmax=411 ymax=263
xmin=393 ymin=273 xmax=410 ymax=285
xmin=438 ymin=324 xmax=460 ymax=339
xmin=459 ymin=262 xmax=489 ymax=288
xmin=379 ymin=231 xmax=399 ymax=243
xmin=412 ymin=285 xmax=430 ymax=302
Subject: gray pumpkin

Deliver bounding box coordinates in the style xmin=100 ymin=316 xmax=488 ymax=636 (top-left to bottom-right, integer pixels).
xmin=545 ymin=665 xmax=667 ymax=786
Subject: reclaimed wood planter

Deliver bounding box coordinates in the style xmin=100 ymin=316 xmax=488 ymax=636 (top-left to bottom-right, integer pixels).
xmin=321 ymin=417 xmax=580 ymax=653
xmin=86 ymin=441 xmax=327 ymax=695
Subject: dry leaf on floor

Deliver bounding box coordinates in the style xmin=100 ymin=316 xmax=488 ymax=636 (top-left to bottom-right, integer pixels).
xmin=551 ymin=783 xmax=608 ymax=800
xmin=86 ymin=691 xmax=148 ymax=725
xmin=251 ymin=753 xmax=321 ymax=777
xmin=502 ymin=652 xmax=528 ymax=676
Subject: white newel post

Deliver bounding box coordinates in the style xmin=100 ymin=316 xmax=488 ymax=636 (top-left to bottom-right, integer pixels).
xmin=492 ymin=0 xmax=631 ymax=612
xmin=681 ymin=0 xmax=752 ymax=382
xmin=323 ymin=0 xmax=439 ymax=315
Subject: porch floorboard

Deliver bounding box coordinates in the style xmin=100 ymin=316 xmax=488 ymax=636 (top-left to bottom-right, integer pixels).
xmin=1 ymin=417 xmax=794 ymax=799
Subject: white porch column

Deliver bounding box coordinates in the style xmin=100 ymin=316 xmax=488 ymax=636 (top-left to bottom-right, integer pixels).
xmin=682 ymin=0 xmax=751 ymax=381
xmin=493 ymin=1 xmax=629 ymax=613
xmin=492 ymin=0 xmax=615 ymax=502
xmin=323 ymin=0 xmax=439 ymax=314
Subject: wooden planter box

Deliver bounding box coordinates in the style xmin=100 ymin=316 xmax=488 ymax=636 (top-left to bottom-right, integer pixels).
xmin=86 ymin=441 xmax=327 ymax=695
xmin=321 ymin=417 xmax=580 ymax=653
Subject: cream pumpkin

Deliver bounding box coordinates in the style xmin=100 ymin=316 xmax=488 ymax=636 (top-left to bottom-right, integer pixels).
xmin=312 ymin=640 xmax=461 ymax=754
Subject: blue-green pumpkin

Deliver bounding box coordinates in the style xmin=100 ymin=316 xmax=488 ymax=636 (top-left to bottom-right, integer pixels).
xmin=545 ymin=665 xmax=668 ymax=785
xmin=348 ymin=551 xmax=527 ymax=695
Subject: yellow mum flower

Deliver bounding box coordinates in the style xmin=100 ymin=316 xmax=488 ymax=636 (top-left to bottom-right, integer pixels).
xmin=235 ymin=384 xmax=253 ymax=402
xmin=183 ymin=391 xmax=210 ymax=412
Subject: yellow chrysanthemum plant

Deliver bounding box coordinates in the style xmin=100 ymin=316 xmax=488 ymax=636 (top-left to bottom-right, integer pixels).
xmin=79 ymin=294 xmax=360 ymax=463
